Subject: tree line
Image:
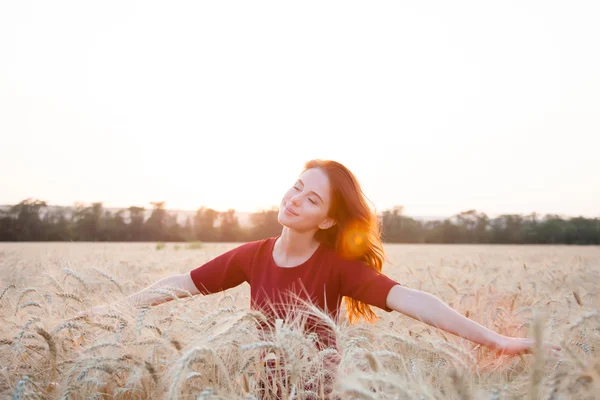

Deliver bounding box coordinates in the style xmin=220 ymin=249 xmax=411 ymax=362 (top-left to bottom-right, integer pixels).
xmin=0 ymin=199 xmax=598 ymax=244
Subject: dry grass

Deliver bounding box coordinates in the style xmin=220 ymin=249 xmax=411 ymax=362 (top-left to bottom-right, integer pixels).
xmin=0 ymin=242 xmax=599 ymax=399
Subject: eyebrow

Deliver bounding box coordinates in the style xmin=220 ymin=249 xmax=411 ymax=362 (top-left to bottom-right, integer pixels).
xmin=297 ymin=179 xmax=323 ymax=203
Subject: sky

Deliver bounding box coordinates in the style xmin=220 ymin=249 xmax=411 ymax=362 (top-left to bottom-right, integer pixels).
xmin=1 ymin=1 xmax=599 ymax=218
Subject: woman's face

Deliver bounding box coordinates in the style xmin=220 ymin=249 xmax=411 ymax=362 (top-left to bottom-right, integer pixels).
xmin=278 ymin=168 xmax=336 ymax=232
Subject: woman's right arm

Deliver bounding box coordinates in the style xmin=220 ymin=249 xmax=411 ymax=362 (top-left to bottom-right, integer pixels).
xmin=84 ymin=273 xmax=200 ymax=316
xmin=83 ymin=240 xmax=257 ymax=317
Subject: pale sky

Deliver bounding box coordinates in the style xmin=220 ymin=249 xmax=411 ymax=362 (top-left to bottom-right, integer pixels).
xmin=1 ymin=1 xmax=599 ymax=218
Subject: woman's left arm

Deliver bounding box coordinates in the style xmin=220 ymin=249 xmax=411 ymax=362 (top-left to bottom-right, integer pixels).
xmin=386 ymin=285 xmax=561 ymax=355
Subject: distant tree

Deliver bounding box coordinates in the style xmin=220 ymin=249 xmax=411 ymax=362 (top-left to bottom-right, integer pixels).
xmin=127 ymin=206 xmax=146 ymax=241
xmin=145 ymin=201 xmax=167 ymax=241
xmin=454 ymin=210 xmax=489 ymax=243
xmin=104 ymin=209 xmax=128 ymax=241
xmin=193 ymin=207 xmax=219 ymax=242
xmin=490 ymin=214 xmax=523 ymax=244
xmin=180 ymin=216 xmax=194 ymax=242
xmin=569 ymin=216 xmax=600 ymax=244
xmin=381 ymin=206 xmax=403 ymax=242
xmin=163 ymin=211 xmax=186 ymax=242
xmin=0 ymin=207 xmax=17 ymax=240
xmin=10 ymin=198 xmax=48 ymax=241
xmin=218 ymin=209 xmax=242 ymax=242
xmin=248 ymin=208 xmax=281 ymax=240
xmin=0 ymin=198 xmax=598 ymax=244
xmin=72 ymin=202 xmax=105 ymax=241
xmin=42 ymin=207 xmax=71 ymax=241
xmin=381 ymin=206 xmax=424 ymax=243
xmin=521 ymin=212 xmax=540 ymax=243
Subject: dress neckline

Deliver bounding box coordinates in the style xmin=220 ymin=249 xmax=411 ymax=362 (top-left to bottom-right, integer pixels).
xmin=269 ymin=236 xmax=322 ymax=270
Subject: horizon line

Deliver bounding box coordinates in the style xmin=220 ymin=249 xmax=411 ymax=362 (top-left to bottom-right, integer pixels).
xmin=0 ymin=201 xmax=598 ymax=219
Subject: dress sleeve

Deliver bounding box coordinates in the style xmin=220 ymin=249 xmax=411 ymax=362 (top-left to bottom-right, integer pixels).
xmin=189 ymin=241 xmax=257 ymax=295
xmin=339 ymin=259 xmax=401 ymax=312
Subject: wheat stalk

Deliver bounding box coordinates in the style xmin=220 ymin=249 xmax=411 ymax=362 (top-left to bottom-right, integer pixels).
xmin=35 ymin=327 xmax=58 ymax=379
xmin=364 ymin=350 xmax=381 ymax=373
xmin=145 ymin=360 xmax=159 ymax=383
xmin=529 ymin=311 xmax=545 ymax=400
xmin=83 ymin=341 xmax=123 ymax=352
xmin=338 ymin=380 xmax=377 ymax=400
xmin=240 ymin=341 xmax=280 ymax=351
xmin=450 ymin=369 xmax=472 ymax=400
xmin=14 ymin=317 xmax=41 ymax=349
xmin=44 ymin=274 xmax=64 ymax=292
xmin=63 ymin=268 xmax=90 ymax=290
xmin=569 ymin=311 xmax=599 ymax=331
xmin=515 ymin=306 xmax=533 ymax=316
xmin=55 ymin=292 xmax=83 ymax=303
xmin=13 ymin=375 xmax=42 ymax=400
xmin=52 ymin=321 xmax=84 ymax=335
xmin=572 ymin=290 xmax=583 ymax=306
xmin=76 ymin=363 xmax=118 ymax=381
xmin=91 ymin=267 xmax=124 ymax=293
xmin=0 ymin=283 xmax=16 ymax=301
xmin=16 ymin=300 xmax=44 ymax=313
xmin=136 ymin=306 xmax=150 ymax=335
xmin=15 ymin=288 xmax=43 ymax=312
xmin=80 ymin=377 xmax=106 ymax=387
xmin=356 ymin=372 xmax=415 ymax=397
xmin=431 ymin=340 xmax=479 ymax=375
xmin=89 ymin=322 xmax=117 ymax=332
xmin=143 ymin=324 xmax=162 ymax=337
xmin=169 ymin=346 xmax=233 ymax=400
xmin=98 ymin=313 xmax=128 ymax=326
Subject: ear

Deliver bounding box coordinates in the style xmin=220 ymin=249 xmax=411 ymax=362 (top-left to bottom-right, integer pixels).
xmin=318 ymin=217 xmax=336 ymax=230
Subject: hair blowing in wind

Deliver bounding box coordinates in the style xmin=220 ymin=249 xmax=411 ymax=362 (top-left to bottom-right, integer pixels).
xmin=305 ymin=159 xmax=386 ymax=324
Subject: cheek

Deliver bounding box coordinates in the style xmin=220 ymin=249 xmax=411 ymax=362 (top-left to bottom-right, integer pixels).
xmin=306 ymin=206 xmax=328 ymax=222
xmin=281 ymin=189 xmax=294 ymax=202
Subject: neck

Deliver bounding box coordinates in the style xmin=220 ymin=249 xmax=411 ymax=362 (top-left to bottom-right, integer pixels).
xmin=276 ymin=226 xmax=319 ymax=257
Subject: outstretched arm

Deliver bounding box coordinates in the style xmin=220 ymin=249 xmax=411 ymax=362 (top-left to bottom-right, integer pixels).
xmin=79 ymin=241 xmax=254 ymax=319
xmin=82 ymin=273 xmax=199 ymax=316
xmin=385 ymin=285 xmax=560 ymax=355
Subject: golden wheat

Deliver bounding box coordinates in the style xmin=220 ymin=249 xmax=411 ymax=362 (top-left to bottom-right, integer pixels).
xmin=0 ymin=242 xmax=598 ymax=399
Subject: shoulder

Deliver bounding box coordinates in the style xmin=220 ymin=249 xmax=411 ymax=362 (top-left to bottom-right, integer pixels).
xmin=317 ymin=244 xmax=361 ymax=265
xmin=231 ymin=237 xmax=274 ymax=256
xmin=316 ymin=244 xmax=361 ymax=273
xmin=319 ymin=245 xmax=389 ymax=279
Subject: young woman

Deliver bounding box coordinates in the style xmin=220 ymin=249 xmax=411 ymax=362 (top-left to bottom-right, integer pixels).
xmin=84 ymin=159 xmax=560 ymax=396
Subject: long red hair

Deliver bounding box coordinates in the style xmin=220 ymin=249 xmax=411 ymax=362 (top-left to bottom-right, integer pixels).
xmin=303 ymin=159 xmax=386 ymax=324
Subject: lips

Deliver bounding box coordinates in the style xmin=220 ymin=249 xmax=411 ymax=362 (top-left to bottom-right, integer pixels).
xmin=285 ymin=206 xmax=299 ymax=216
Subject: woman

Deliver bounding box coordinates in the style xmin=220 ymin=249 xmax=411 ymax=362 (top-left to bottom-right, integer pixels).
xmin=84 ymin=159 xmax=560 ymax=396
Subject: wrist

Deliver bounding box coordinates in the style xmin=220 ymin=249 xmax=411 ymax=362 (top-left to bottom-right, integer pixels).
xmin=491 ymin=334 xmax=509 ymax=352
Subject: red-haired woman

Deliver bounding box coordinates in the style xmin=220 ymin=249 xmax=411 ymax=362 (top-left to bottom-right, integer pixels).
xmin=84 ymin=159 xmax=560 ymax=398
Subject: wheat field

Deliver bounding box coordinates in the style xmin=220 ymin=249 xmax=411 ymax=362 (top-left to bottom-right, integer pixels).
xmin=0 ymin=242 xmax=599 ymax=399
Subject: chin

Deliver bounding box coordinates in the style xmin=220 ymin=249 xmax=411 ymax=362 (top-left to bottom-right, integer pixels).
xmin=277 ymin=211 xmax=299 ymax=229
xmin=277 ymin=210 xmax=289 ymax=226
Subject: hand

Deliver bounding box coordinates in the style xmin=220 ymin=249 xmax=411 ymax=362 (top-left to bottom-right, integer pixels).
xmin=496 ymin=335 xmax=562 ymax=356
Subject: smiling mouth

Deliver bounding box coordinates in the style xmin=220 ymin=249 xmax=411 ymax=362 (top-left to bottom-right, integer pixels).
xmin=285 ymin=206 xmax=299 ymax=216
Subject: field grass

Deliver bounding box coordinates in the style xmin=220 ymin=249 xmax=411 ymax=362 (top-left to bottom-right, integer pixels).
xmin=0 ymin=242 xmax=599 ymax=399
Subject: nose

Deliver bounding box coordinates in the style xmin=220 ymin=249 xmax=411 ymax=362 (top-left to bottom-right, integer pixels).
xmin=290 ymin=194 xmax=301 ymax=206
